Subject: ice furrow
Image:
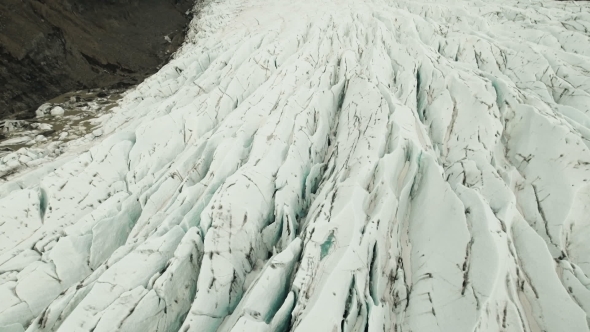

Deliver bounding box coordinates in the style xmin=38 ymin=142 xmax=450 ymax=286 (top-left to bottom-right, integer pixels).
xmin=2 ymin=0 xmax=590 ymax=331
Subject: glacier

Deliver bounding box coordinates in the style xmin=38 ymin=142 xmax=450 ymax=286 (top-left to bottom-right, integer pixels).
xmin=2 ymin=0 xmax=590 ymax=331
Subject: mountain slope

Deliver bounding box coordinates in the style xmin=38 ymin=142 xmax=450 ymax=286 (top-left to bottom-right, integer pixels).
xmin=0 ymin=0 xmax=194 ymax=120
xmin=2 ymin=0 xmax=590 ymax=331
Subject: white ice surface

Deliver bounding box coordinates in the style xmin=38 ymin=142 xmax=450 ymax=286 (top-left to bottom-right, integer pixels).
xmin=2 ymin=0 xmax=590 ymax=331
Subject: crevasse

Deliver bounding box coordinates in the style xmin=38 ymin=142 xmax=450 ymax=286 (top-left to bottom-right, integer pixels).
xmin=2 ymin=0 xmax=590 ymax=331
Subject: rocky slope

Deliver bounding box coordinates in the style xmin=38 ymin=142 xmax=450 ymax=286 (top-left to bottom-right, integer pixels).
xmin=0 ymin=0 xmax=194 ymax=120
xmin=2 ymin=0 xmax=590 ymax=331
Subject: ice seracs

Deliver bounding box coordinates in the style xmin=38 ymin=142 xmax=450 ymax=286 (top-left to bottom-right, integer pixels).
xmin=2 ymin=0 xmax=590 ymax=331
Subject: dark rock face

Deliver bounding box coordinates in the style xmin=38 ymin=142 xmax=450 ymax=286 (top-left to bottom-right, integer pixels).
xmin=0 ymin=0 xmax=195 ymax=119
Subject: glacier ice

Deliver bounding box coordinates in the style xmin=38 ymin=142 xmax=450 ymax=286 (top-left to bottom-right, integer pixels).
xmin=2 ymin=0 xmax=590 ymax=331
